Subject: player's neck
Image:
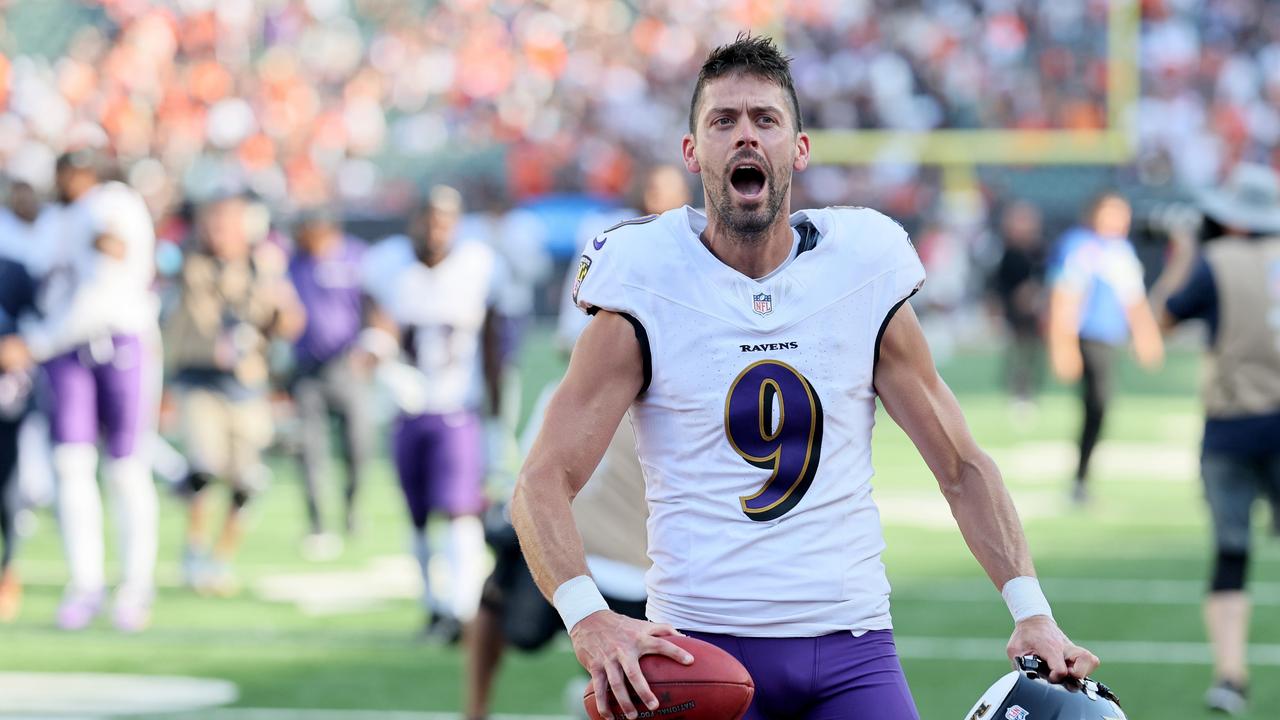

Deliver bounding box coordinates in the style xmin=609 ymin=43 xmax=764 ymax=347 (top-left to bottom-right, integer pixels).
xmin=700 ymin=211 xmax=794 ymax=279
xmin=417 ymin=248 xmax=449 ymax=268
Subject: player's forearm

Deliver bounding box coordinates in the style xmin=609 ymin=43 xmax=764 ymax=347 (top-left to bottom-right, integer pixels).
xmin=940 ymin=451 xmax=1035 ymax=588
xmin=510 ymin=467 xmax=592 ymax=602
xmin=21 ymin=278 xmax=125 ymax=360
xmin=1148 ymin=235 xmax=1196 ymax=316
xmin=1127 ymin=302 xmax=1164 ymax=358
xmin=1046 ymin=291 xmax=1083 ymax=380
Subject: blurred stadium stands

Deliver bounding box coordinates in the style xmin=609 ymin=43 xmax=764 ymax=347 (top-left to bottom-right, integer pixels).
xmin=0 ymin=1 xmax=1276 ymax=241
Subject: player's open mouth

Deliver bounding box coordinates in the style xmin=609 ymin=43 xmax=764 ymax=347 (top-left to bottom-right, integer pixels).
xmin=730 ymin=163 xmax=766 ymax=200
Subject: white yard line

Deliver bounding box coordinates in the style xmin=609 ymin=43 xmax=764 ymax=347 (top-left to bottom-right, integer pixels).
xmin=896 ymin=576 xmax=1280 ymax=606
xmin=186 ymin=707 xmax=573 ymax=712
xmin=896 ymin=636 xmax=1280 ymax=666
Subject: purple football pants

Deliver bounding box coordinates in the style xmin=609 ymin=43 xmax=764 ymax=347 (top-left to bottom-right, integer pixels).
xmin=42 ymin=335 xmax=144 ymax=459
xmin=683 ymin=629 xmax=920 ymax=720
xmin=392 ymin=411 xmax=484 ymax=526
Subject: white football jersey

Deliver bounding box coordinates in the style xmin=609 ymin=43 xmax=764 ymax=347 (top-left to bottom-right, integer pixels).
xmin=379 ymin=241 xmax=501 ymax=415
xmin=21 ymin=182 xmax=158 ymax=359
xmin=573 ymin=205 xmax=924 ymax=637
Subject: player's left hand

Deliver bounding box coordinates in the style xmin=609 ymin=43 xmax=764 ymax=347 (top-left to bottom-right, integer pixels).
xmin=1006 ymin=615 xmax=1099 ymax=682
xmin=94 ymin=232 xmax=127 ymax=260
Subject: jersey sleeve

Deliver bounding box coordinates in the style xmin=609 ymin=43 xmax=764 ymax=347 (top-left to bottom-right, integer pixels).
xmin=571 ymin=229 xmax=639 ymax=318
xmin=360 ymin=236 xmax=409 ymax=309
xmin=866 ymin=210 xmax=926 ymax=311
xmin=556 ymin=260 xmax=592 ymax=350
xmin=1100 ymin=243 xmax=1147 ymax=306
xmin=1054 ymin=239 xmax=1094 ymax=294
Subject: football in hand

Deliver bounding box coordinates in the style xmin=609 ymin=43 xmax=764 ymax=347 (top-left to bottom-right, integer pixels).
xmin=583 ymin=635 xmax=754 ymax=720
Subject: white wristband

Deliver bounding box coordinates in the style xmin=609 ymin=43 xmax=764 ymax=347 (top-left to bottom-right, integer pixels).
xmin=553 ymin=575 xmax=610 ymax=632
xmin=1002 ymin=576 xmax=1053 ymax=623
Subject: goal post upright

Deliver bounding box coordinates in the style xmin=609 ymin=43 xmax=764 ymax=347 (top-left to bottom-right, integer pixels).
xmin=799 ymin=0 xmax=1140 ymax=182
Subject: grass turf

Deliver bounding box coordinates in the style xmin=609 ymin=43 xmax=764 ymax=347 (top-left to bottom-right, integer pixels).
xmin=2 ymin=328 xmax=1277 ymax=719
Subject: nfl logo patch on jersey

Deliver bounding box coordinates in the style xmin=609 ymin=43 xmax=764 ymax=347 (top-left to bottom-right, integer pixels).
xmin=752 ymin=292 xmax=773 ymax=316
xmin=571 ymin=255 xmax=592 ymax=304
xmin=1005 ymin=706 xmax=1029 ymax=720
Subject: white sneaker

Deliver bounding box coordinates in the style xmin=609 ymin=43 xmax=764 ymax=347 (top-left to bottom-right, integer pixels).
xmin=1205 ymin=679 xmax=1248 ymax=715
xmin=301 ymin=532 xmax=343 ymax=562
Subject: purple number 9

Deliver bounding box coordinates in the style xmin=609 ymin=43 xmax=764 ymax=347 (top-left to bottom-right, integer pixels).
xmin=724 ymin=359 xmax=824 ymax=521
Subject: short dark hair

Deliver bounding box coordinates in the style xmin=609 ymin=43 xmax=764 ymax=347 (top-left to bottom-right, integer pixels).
xmin=55 ymin=149 xmax=99 ymax=175
xmin=689 ymin=34 xmax=802 ymax=135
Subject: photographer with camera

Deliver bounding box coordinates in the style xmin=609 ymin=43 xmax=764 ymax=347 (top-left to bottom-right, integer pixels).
xmin=1152 ymin=163 xmax=1280 ymax=716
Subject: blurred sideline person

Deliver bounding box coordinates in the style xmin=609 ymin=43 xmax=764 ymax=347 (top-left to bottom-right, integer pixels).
xmin=1 ymin=152 xmax=161 ymax=632
xmin=361 ymin=186 xmax=504 ymax=642
xmin=0 ymin=253 xmax=38 ymax=621
xmin=287 ymin=211 xmax=372 ymax=557
xmin=164 ymin=195 xmax=305 ymax=595
xmin=464 ymin=165 xmax=689 ymax=720
xmin=0 ymin=179 xmax=58 ymax=534
xmin=1152 ymin=164 xmax=1280 ymax=715
xmin=1047 ymin=191 xmax=1163 ymax=503
xmin=989 ymin=201 xmax=1046 ymax=415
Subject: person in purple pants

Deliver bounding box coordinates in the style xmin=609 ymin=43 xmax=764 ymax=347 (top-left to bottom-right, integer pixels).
xmin=510 ymin=36 xmax=1101 ymax=720
xmin=360 ymin=185 xmax=505 ymax=643
xmin=1 ymin=152 xmax=160 ymax=632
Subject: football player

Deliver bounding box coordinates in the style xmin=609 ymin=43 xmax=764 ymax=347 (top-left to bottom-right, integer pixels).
xmin=511 ymin=35 xmax=1100 ymax=720
xmin=0 ymin=249 xmax=39 ymax=621
xmin=0 ymin=152 xmax=160 ymax=632
xmin=361 ymin=185 xmax=505 ymax=642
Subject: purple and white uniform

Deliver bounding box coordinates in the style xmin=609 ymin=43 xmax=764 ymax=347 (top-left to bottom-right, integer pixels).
xmin=365 ymin=235 xmax=502 ymax=624
xmin=366 ymin=237 xmax=502 ymax=523
xmin=22 ymin=181 xmax=160 ymax=628
xmin=25 ymin=181 xmax=158 ymax=458
xmin=573 ymin=206 xmax=926 ymax=718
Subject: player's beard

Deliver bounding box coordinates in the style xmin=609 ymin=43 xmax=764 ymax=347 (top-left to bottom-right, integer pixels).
xmin=708 ymin=161 xmax=790 ymax=241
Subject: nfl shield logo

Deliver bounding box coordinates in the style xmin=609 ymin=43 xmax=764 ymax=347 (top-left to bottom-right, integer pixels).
xmin=752 ymin=292 xmax=773 ymax=316
xmin=1005 ymin=706 xmax=1030 ymax=720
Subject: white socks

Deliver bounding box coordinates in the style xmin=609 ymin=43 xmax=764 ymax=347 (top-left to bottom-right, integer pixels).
xmin=55 ymin=445 xmax=158 ymax=604
xmin=412 ymin=516 xmax=486 ymax=621
xmin=411 ymin=529 xmax=443 ymax=614
xmin=106 ymin=455 xmax=157 ymax=604
xmin=55 ymin=443 xmax=104 ymax=595
xmin=446 ymin=515 xmax=485 ymax=622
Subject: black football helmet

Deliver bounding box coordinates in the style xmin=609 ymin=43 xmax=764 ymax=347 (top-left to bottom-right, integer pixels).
xmin=963 ymin=656 xmax=1126 ymax=720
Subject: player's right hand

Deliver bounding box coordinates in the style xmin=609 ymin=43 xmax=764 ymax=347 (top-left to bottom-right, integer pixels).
xmin=569 ymin=610 xmax=693 ymax=720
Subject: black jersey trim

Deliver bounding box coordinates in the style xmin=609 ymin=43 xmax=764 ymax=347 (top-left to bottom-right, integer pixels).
xmin=873 ymin=288 xmax=920 ymax=368
xmin=795 ymin=220 xmax=821 ymax=255
xmin=586 ymin=307 xmax=653 ymax=396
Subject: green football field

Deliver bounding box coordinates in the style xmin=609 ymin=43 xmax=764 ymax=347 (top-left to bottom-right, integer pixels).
xmin=2 ymin=327 xmax=1277 ymax=719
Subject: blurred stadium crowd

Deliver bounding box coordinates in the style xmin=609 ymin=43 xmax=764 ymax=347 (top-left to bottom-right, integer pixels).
xmin=0 ymin=0 xmax=1278 ymax=216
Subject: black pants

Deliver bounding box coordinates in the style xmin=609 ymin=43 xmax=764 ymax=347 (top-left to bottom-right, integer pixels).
xmin=481 ymin=517 xmax=645 ymax=652
xmin=0 ymin=414 xmax=21 ymax=571
xmin=291 ymin=356 xmax=372 ymax=534
xmin=1004 ymin=328 xmax=1043 ymax=402
xmin=1077 ymin=339 xmax=1117 ymax=484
